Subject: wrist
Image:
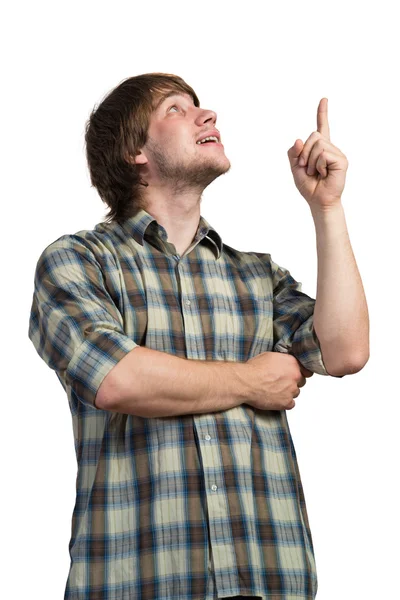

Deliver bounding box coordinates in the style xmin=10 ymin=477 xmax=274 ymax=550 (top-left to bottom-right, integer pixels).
xmin=230 ymin=361 xmax=251 ymax=405
xmin=310 ymin=201 xmax=344 ymax=222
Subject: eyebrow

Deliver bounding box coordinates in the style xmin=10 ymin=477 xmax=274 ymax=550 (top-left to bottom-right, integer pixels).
xmin=153 ymin=92 xmax=195 ymax=112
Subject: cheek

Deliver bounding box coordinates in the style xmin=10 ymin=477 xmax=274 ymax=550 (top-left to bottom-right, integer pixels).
xmin=164 ymin=125 xmax=195 ymax=151
xmin=152 ymin=125 xmax=196 ymax=157
xmin=171 ymin=138 xmax=196 ymax=158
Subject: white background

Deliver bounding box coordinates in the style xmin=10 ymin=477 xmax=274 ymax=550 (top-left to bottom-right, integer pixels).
xmin=2 ymin=1 xmax=398 ymax=598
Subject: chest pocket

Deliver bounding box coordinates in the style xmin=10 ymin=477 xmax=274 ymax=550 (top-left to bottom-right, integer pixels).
xmin=207 ymin=295 xmax=273 ymax=362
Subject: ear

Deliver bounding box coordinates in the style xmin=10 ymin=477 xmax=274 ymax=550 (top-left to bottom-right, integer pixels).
xmin=127 ymin=150 xmax=148 ymax=166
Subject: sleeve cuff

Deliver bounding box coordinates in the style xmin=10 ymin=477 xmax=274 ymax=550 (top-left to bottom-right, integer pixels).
xmin=66 ymin=329 xmax=139 ymax=409
xmin=276 ymin=314 xmax=344 ymax=377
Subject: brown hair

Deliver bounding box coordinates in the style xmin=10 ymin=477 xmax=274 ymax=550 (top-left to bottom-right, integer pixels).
xmin=84 ymin=73 xmax=200 ymax=223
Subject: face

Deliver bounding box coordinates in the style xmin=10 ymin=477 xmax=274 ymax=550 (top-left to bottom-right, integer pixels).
xmin=134 ymin=92 xmax=231 ymax=190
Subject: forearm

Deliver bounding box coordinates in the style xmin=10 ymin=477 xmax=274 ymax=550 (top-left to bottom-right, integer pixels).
xmin=96 ymin=346 xmax=250 ymax=417
xmin=310 ymin=202 xmax=370 ymax=374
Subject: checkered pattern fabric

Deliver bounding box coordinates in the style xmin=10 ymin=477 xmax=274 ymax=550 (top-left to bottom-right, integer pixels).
xmin=28 ymin=208 xmax=336 ymax=600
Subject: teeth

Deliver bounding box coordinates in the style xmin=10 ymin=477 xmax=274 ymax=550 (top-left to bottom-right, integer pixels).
xmin=197 ymin=135 xmax=219 ymax=144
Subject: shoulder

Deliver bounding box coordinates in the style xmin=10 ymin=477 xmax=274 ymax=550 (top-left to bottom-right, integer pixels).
xmin=35 ymin=220 xmax=125 ymax=271
xmin=221 ymin=242 xmax=273 ymax=273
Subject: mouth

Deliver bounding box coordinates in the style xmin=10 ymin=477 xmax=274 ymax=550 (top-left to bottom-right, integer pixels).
xmin=197 ymin=141 xmax=224 ymax=147
xmin=196 ymin=132 xmax=222 ymax=147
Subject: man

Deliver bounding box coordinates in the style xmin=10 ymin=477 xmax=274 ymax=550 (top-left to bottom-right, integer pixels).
xmin=28 ymin=73 xmax=369 ymax=600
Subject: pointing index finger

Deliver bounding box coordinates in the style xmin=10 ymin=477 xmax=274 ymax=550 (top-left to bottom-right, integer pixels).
xmin=317 ymin=97 xmax=330 ymax=139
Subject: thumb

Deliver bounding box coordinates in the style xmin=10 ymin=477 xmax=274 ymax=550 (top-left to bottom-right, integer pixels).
xmin=287 ymin=139 xmax=304 ymax=169
xmin=297 ymin=360 xmax=314 ymax=377
xmin=300 ymin=366 xmax=314 ymax=378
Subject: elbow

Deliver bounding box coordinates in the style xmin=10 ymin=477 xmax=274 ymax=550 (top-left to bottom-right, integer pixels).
xmin=95 ymin=346 xmax=142 ymax=411
xmin=325 ymin=352 xmax=370 ymax=377
xmin=350 ymin=352 xmax=370 ymax=374
xmin=95 ymin=371 xmax=120 ymax=410
xmin=343 ymin=349 xmax=370 ymax=375
xmin=95 ymin=381 xmax=110 ymax=410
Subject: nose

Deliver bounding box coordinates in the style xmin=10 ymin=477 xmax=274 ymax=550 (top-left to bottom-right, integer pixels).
xmin=197 ymin=107 xmax=217 ymax=125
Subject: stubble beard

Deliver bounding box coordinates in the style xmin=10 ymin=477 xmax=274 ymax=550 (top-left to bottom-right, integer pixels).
xmin=146 ymin=139 xmax=230 ymax=194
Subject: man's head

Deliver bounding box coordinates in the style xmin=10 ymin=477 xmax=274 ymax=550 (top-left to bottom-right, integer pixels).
xmin=85 ymin=73 xmax=230 ymax=223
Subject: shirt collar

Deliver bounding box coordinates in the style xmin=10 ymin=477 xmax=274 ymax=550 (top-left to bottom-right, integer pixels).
xmin=120 ymin=208 xmax=223 ymax=260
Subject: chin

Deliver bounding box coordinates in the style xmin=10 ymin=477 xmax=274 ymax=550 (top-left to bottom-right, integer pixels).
xmin=199 ymin=161 xmax=231 ymax=188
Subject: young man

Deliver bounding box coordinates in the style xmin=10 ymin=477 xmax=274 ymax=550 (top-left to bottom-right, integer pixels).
xmin=28 ymin=73 xmax=369 ymax=600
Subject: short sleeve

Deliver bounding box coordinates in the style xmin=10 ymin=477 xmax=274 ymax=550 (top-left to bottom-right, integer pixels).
xmin=270 ymin=256 xmax=343 ymax=378
xmin=28 ymin=237 xmax=139 ymax=409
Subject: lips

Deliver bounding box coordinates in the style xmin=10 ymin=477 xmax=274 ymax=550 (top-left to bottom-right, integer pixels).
xmin=197 ymin=141 xmax=224 ymax=147
xmin=196 ymin=129 xmax=221 ymax=143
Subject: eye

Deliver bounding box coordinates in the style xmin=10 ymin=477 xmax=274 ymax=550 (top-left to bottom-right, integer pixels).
xmin=168 ymin=104 xmax=179 ymax=113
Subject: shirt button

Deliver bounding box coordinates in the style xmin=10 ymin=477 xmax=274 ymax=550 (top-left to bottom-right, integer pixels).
xmin=185 ymin=299 xmax=191 ymax=306
xmin=205 ymin=434 xmax=211 ymax=441
xmin=211 ymin=484 xmax=218 ymax=492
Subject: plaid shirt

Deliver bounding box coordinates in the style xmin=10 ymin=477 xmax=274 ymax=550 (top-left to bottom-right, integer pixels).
xmin=29 ymin=208 xmax=336 ymax=600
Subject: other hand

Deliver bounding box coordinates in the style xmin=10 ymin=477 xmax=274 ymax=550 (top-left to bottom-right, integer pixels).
xmin=245 ymin=351 xmax=314 ymax=411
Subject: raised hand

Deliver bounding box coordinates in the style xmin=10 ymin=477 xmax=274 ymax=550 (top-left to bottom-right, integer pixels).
xmin=287 ymin=98 xmax=348 ymax=211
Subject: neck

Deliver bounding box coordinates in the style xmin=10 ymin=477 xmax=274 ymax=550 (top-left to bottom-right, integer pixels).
xmin=143 ymin=187 xmax=203 ymax=256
